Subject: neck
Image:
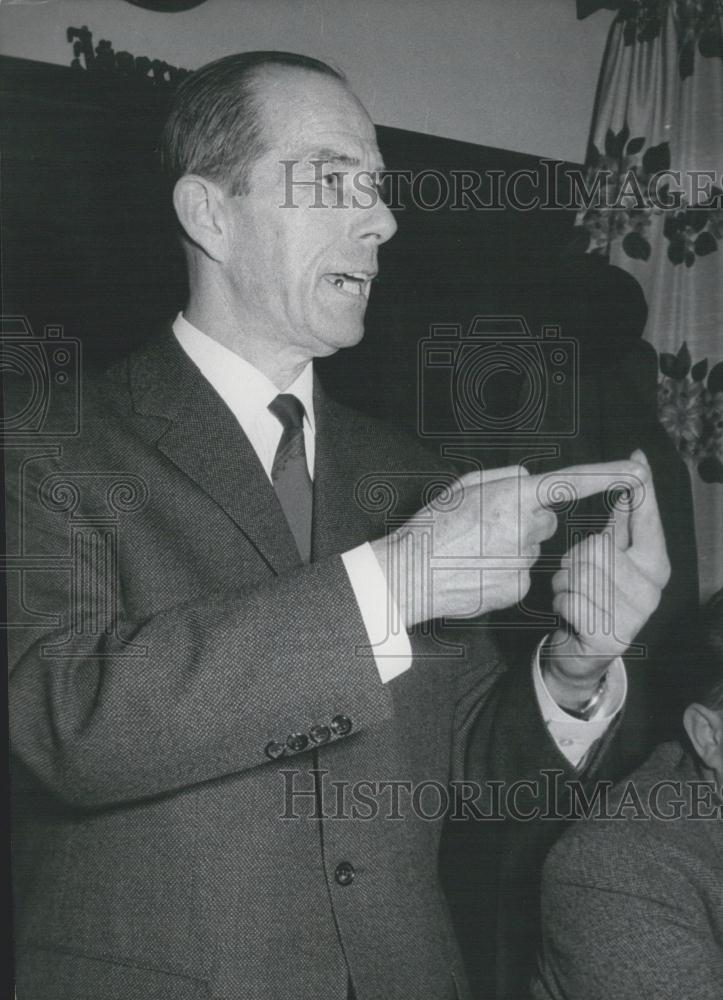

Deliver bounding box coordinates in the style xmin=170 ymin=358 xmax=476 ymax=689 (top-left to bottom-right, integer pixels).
xmin=184 ymin=285 xmax=310 ymax=391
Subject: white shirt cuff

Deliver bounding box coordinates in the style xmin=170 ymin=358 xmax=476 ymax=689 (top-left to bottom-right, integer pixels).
xmin=341 ymin=543 xmax=412 ymax=683
xmin=533 ymin=640 xmax=627 ymax=768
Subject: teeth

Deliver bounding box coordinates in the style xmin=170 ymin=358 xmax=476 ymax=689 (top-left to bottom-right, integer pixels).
xmin=328 ymin=275 xmax=364 ymax=296
xmin=324 ymin=270 xmax=377 ymax=299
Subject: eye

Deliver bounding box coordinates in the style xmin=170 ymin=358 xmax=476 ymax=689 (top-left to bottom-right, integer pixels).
xmin=321 ymin=171 xmax=345 ymax=189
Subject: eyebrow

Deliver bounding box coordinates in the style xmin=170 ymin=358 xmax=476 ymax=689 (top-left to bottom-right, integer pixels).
xmin=299 ymin=147 xmax=386 ymax=172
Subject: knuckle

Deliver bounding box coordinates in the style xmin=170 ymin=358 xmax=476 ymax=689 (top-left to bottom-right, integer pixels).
xmin=519 ymin=571 xmax=531 ymax=597
xmin=635 ymin=582 xmax=655 ymax=614
xmin=538 ymin=512 xmax=557 ymax=540
xmin=552 ymin=590 xmax=566 ymax=613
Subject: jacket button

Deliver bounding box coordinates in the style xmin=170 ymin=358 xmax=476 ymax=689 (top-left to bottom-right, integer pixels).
xmin=265 ymin=740 xmax=285 ymax=760
xmin=287 ymin=732 xmax=308 ymax=753
xmin=330 ymin=714 xmax=352 ymax=736
xmin=309 ymin=724 xmax=331 ymax=745
xmin=334 ymin=861 xmax=355 ymax=886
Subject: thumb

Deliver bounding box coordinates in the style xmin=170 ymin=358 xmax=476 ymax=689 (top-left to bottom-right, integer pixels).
xmin=453 ymin=464 xmax=529 ymax=492
xmin=609 ymin=505 xmax=631 ymax=551
xmin=607 ymin=448 xmax=646 ymax=550
xmin=610 ymin=486 xmax=632 ymax=551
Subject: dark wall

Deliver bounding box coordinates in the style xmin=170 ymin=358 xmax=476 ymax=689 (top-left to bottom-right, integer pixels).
xmin=1 ymin=56 xmax=184 ymax=365
xmin=1 ymin=54 xmax=578 ymax=440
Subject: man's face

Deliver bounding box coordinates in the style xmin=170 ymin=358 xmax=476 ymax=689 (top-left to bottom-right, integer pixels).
xmin=223 ymin=67 xmax=397 ymax=363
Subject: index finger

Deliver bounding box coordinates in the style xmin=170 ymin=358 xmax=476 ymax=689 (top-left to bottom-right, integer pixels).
xmin=628 ymin=452 xmax=669 ymax=581
xmin=527 ymin=459 xmax=648 ymax=511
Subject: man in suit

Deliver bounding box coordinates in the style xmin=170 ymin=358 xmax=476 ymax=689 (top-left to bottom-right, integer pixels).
xmin=7 ymin=52 xmax=669 ymax=999
xmin=532 ymin=590 xmax=723 ymax=1000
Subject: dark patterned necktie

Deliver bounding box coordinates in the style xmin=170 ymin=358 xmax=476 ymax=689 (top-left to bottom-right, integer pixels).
xmin=268 ymin=393 xmax=313 ymax=563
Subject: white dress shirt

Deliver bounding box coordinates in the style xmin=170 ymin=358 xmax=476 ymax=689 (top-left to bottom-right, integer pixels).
xmin=174 ymin=314 xmax=626 ymax=767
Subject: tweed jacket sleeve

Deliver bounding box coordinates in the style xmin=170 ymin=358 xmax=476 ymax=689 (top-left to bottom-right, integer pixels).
xmin=7 ymin=460 xmax=393 ymax=809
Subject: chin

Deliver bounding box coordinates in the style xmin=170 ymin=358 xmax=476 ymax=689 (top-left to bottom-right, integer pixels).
xmin=315 ymin=322 xmax=366 ymax=355
xmin=338 ymin=328 xmax=366 ymax=352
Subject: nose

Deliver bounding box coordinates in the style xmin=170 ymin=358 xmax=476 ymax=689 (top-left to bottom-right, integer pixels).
xmin=357 ymin=191 xmax=398 ymax=245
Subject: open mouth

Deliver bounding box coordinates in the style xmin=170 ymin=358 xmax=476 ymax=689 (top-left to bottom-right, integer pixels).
xmin=322 ymin=272 xmax=375 ymax=299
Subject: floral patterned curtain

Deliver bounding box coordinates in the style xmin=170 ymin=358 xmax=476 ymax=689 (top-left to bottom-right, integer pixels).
xmin=576 ymin=0 xmax=723 ymax=600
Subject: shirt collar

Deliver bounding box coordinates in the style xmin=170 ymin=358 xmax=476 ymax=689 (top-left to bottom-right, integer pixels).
xmin=172 ymin=313 xmax=315 ymax=432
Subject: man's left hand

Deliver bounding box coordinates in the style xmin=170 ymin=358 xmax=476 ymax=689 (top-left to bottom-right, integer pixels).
xmin=541 ymin=449 xmax=671 ymax=711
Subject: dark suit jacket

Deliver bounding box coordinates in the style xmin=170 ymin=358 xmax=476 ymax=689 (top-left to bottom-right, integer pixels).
xmin=533 ymin=741 xmax=723 ymax=1000
xmin=8 ymin=330 xmax=575 ymax=1000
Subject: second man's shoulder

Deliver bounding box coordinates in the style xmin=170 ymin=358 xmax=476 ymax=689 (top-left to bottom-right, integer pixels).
xmin=544 ymin=741 xmax=713 ymax=888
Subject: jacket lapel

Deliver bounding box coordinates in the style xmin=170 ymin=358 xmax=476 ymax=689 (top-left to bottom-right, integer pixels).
xmin=311 ymin=379 xmax=378 ymax=561
xmin=128 ymin=329 xmax=302 ymax=575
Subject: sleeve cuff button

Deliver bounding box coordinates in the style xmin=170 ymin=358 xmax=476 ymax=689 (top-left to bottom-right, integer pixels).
xmin=287 ymin=733 xmax=309 ymax=753
xmin=265 ymin=740 xmax=286 ymax=760
xmin=330 ymin=715 xmax=352 ymax=736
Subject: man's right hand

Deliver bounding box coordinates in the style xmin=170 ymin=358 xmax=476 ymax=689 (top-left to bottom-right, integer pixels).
xmin=370 ymin=459 xmax=648 ymax=629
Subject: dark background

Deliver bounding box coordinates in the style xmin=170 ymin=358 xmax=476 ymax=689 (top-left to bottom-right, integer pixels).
xmin=0 ymin=54 xmax=579 ymax=437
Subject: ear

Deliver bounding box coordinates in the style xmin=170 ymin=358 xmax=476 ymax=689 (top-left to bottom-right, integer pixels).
xmin=683 ymin=702 xmax=723 ymax=770
xmin=172 ymin=174 xmax=230 ymax=262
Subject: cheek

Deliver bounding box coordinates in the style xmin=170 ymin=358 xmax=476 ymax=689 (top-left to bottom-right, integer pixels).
xmin=266 ymin=224 xmax=308 ymax=285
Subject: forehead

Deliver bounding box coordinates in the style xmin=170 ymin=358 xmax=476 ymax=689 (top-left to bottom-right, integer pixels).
xmin=253 ymin=66 xmax=382 ymax=166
